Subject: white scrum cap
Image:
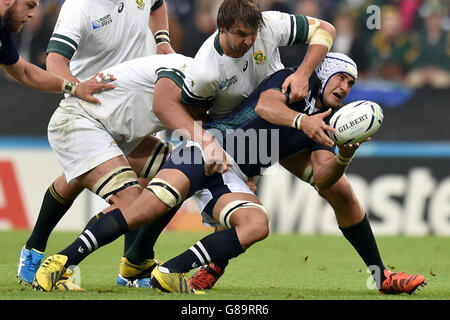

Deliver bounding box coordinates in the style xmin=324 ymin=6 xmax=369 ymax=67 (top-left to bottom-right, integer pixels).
xmin=315 ymin=52 xmax=358 ymax=96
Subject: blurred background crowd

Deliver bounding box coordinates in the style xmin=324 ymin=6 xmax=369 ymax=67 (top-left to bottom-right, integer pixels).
xmin=2 ymin=0 xmax=448 ymax=89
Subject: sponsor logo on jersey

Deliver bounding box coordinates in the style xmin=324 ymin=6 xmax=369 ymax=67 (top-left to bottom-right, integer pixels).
xmin=118 ymin=2 xmax=124 ymax=13
xmin=136 ymin=0 xmax=145 ymax=9
xmin=253 ymin=50 xmax=266 ymax=64
xmin=219 ymin=75 xmax=237 ymax=91
xmin=243 ymin=60 xmax=248 ymax=72
xmin=91 ymin=14 xmax=112 ymax=30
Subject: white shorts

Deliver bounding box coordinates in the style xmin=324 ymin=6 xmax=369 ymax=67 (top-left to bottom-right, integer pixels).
xmin=48 ymin=100 xmax=151 ymax=182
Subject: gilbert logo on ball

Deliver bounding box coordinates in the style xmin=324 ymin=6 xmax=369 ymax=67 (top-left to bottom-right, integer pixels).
xmin=329 ymin=100 xmax=383 ymax=145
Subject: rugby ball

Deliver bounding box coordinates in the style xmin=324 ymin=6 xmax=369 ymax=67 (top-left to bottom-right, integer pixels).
xmin=329 ymin=100 xmax=383 ymax=144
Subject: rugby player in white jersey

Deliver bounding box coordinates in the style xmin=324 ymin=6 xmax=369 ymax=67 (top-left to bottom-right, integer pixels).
xmin=0 ymin=0 xmax=113 ymax=103
xmin=27 ymin=53 xmax=198 ymax=291
xmin=181 ymin=0 xmax=336 ymax=117
xmin=17 ymin=0 xmax=176 ymax=287
xmin=169 ymin=0 xmax=337 ymax=288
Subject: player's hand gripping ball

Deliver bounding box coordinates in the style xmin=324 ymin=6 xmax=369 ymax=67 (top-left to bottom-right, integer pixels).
xmin=329 ymin=100 xmax=383 ymax=145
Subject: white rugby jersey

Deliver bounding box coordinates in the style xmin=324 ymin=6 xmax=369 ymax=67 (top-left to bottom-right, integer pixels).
xmin=66 ymin=53 xmax=192 ymax=142
xmin=181 ymin=11 xmax=309 ymax=118
xmin=47 ymin=0 xmax=164 ymax=81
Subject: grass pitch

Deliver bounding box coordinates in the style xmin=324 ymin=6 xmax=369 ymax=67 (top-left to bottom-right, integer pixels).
xmin=1 ymin=230 xmax=449 ymax=301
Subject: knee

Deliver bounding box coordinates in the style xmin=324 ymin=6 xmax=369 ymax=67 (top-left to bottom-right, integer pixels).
xmin=108 ymin=185 xmax=143 ymax=207
xmin=53 ymin=175 xmax=83 ymax=200
xmin=236 ymin=212 xmax=270 ymax=247
xmin=319 ymin=176 xmax=357 ymax=206
xmin=250 ymin=215 xmax=270 ymax=242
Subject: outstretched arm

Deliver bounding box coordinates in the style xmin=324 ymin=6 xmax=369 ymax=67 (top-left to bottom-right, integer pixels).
xmin=3 ymin=57 xmax=115 ymax=104
xmin=255 ymin=88 xmax=335 ymax=148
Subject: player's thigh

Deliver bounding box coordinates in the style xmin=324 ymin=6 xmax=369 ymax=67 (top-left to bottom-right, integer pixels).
xmin=212 ymin=192 xmax=266 ymax=225
xmin=280 ymin=149 xmax=311 ymax=178
xmin=121 ymin=168 xmax=191 ymax=228
xmin=78 ymin=155 xmax=144 ymax=207
xmin=151 ymin=168 xmax=192 ymax=201
xmin=126 ymin=135 xmax=172 ymax=179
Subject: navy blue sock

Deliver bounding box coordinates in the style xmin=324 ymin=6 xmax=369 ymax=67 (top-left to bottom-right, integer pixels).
xmin=161 ymin=227 xmax=244 ymax=273
xmin=59 ymin=208 xmax=129 ymax=267
xmin=340 ymin=213 xmax=386 ymax=286
xmin=125 ymin=207 xmax=178 ymax=264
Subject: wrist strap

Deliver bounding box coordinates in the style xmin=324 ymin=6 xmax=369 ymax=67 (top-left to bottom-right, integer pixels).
xmin=61 ymin=80 xmax=77 ymax=96
xmin=154 ymin=30 xmax=170 ymax=46
xmin=336 ymin=153 xmax=353 ymax=166
xmin=292 ymin=113 xmax=305 ymax=130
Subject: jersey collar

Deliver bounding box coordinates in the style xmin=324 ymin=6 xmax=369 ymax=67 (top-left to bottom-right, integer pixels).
xmin=213 ymin=31 xmax=224 ymax=56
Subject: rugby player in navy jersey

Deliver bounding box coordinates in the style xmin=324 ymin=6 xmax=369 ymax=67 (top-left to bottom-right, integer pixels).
xmin=34 ymin=53 xmax=425 ymax=295
xmin=0 ymin=0 xmax=114 ymax=103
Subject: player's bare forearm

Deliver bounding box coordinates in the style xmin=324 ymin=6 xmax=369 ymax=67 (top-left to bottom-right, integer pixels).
xmin=295 ymin=19 xmax=336 ymax=77
xmin=296 ymin=45 xmax=329 ymax=79
xmin=149 ymin=1 xmax=169 ymax=35
xmin=256 ymin=90 xmax=335 ymax=147
xmin=255 ymin=89 xmax=298 ymax=127
xmin=46 ymin=53 xmax=79 ymax=83
xmin=4 ymin=57 xmax=65 ymax=93
xmin=149 ymin=2 xmax=175 ymax=54
xmin=283 ymin=17 xmax=336 ymax=102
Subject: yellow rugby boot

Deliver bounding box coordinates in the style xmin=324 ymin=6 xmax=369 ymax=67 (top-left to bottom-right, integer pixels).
xmin=32 ymin=254 xmax=68 ymax=292
xmin=55 ymin=268 xmax=85 ymax=292
xmin=117 ymin=257 xmax=159 ymax=288
xmin=150 ymin=266 xmax=205 ymax=294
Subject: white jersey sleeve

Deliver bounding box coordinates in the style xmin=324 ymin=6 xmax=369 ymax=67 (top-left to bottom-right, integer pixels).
xmin=47 ymin=0 xmax=154 ymax=81
xmin=181 ymin=34 xmax=219 ymax=108
xmin=260 ymin=11 xmax=309 ymax=47
xmin=46 ymin=0 xmax=87 ymax=60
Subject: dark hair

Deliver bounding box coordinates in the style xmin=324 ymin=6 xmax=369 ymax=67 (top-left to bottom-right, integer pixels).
xmin=217 ymin=0 xmax=264 ymax=32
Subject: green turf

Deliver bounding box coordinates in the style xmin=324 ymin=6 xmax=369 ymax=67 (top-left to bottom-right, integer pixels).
xmin=1 ymin=230 xmax=449 ymax=300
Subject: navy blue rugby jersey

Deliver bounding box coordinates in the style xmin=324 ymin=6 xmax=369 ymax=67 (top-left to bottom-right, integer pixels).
xmin=0 ymin=16 xmax=19 ymax=65
xmin=204 ymin=68 xmax=337 ymax=177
